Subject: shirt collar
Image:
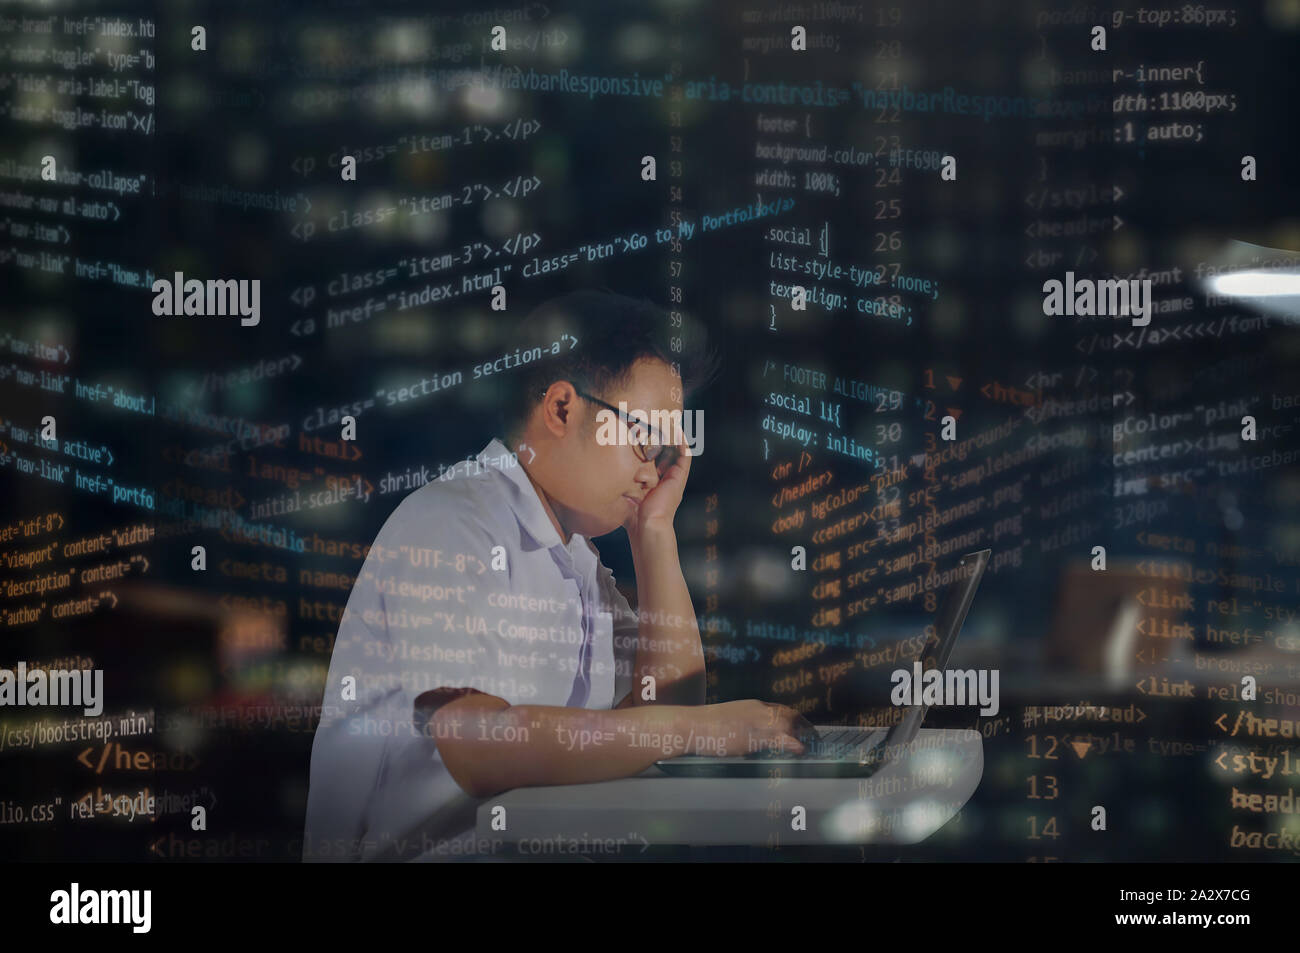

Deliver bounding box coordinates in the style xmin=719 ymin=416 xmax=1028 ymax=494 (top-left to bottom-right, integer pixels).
xmin=477 ymin=438 xmax=596 ymax=568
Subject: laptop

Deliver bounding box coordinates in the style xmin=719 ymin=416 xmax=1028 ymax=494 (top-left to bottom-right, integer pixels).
xmin=655 ymin=549 xmax=991 ymax=778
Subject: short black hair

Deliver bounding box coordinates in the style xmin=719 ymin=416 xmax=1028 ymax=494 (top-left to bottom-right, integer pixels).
xmin=497 ymin=289 xmax=718 ymax=445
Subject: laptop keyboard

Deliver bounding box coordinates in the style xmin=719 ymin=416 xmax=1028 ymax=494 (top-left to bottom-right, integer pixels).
xmin=811 ymin=722 xmax=883 ymax=754
xmin=789 ymin=727 xmax=888 ymax=759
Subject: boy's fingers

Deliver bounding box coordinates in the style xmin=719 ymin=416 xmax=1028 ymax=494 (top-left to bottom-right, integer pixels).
xmin=788 ymin=713 xmax=819 ymax=745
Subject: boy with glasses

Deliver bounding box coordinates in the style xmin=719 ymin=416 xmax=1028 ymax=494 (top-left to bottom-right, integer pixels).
xmin=304 ymin=290 xmax=816 ymax=861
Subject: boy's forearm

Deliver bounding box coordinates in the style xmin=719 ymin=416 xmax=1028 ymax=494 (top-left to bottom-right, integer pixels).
xmin=432 ymin=697 xmax=708 ymax=798
xmin=628 ymin=523 xmax=707 ymax=706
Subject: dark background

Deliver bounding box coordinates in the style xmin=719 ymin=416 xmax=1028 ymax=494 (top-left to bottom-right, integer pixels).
xmin=2 ymin=0 xmax=1299 ymax=861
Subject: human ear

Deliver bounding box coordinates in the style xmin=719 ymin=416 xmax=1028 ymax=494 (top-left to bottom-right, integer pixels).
xmin=540 ymin=384 xmax=577 ymax=438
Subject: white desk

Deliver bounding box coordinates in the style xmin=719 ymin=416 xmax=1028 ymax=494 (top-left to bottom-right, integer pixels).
xmin=476 ymin=727 xmax=983 ymax=848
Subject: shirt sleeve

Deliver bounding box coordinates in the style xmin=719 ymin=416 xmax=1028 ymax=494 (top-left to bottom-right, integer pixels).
xmin=596 ymin=560 xmax=640 ymax=708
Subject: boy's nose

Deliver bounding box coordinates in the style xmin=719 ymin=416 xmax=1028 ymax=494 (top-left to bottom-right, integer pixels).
xmin=634 ymin=458 xmax=660 ymax=488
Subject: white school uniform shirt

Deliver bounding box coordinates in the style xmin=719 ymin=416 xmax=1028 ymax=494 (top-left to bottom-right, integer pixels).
xmin=303 ymin=438 xmax=639 ymax=861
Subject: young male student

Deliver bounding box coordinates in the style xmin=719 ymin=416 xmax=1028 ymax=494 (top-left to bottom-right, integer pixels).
xmin=303 ymin=290 xmax=815 ymax=861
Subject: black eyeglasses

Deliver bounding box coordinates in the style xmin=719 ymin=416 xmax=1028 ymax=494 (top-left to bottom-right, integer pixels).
xmin=565 ymin=388 xmax=682 ymax=470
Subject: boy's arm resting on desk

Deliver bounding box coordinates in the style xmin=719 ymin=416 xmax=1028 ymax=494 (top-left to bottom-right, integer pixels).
xmin=425 ymin=691 xmax=690 ymax=798
xmin=424 ymin=692 xmax=810 ymax=799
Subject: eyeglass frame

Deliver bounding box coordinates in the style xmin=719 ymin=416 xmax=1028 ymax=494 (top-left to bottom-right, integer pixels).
xmin=543 ymin=386 xmax=682 ymax=470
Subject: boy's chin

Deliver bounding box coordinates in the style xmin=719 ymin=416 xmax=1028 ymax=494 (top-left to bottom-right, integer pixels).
xmin=575 ymin=512 xmax=623 ymax=539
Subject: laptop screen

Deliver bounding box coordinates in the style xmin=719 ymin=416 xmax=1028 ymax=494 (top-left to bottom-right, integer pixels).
xmin=884 ymin=549 xmax=992 ymax=749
